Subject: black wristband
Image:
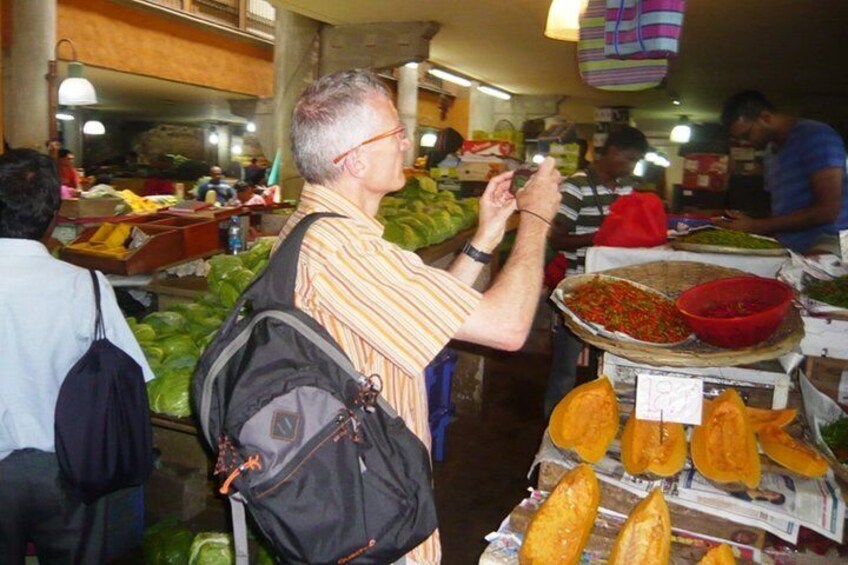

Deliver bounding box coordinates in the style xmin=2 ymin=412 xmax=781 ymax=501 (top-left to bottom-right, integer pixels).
xmin=462 ymin=241 xmax=493 ymax=264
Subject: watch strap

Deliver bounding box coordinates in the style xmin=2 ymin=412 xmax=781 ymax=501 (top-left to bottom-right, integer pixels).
xmin=462 ymin=241 xmax=493 ymax=264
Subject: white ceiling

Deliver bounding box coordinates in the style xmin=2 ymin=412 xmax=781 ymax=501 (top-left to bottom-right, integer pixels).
xmin=269 ymin=0 xmax=848 ymax=136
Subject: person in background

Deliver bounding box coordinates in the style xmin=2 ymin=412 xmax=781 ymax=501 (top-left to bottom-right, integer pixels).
xmin=196 ymin=165 xmax=235 ymax=204
xmin=234 ymin=180 xmax=266 ymax=206
xmin=281 ymin=69 xmax=560 ymax=564
xmin=244 ymin=157 xmax=266 ymax=186
xmin=57 ymin=148 xmax=80 ymax=190
xmin=718 ymin=90 xmax=848 ymax=255
xmin=543 ymin=126 xmax=648 ymax=418
xmin=0 ymin=149 xmax=154 ymax=564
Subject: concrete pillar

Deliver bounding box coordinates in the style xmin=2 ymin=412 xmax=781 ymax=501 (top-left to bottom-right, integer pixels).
xmin=5 ymin=0 xmax=56 ymax=150
xmin=216 ymin=125 xmax=231 ymax=171
xmin=273 ymin=9 xmax=320 ymax=198
xmin=61 ymin=110 xmax=82 ymax=158
xmin=397 ymin=64 xmax=419 ymax=167
xmin=468 ymin=82 xmax=495 ymax=136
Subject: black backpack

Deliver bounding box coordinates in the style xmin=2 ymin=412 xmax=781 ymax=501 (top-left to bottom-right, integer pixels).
xmin=192 ymin=213 xmax=438 ymax=565
xmin=54 ymin=271 xmax=154 ymax=504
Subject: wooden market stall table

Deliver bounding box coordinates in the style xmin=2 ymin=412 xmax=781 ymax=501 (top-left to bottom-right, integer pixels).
xmin=586 ymin=244 xmax=788 ymax=278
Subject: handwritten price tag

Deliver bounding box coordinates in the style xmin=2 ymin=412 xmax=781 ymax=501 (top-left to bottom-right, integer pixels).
xmin=635 ymin=373 xmax=703 ymax=426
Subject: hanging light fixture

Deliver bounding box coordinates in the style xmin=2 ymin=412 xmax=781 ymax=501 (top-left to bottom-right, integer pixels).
xmin=245 ymin=121 xmax=256 ymax=133
xmin=670 ymin=115 xmax=692 ymax=143
xmin=544 ymin=0 xmax=590 ymax=42
xmin=55 ymin=112 xmax=75 ymax=121
xmin=83 ymin=120 xmax=105 ymax=135
xmin=47 ymin=39 xmax=98 ymax=141
xmin=208 ymin=126 xmax=220 ymax=145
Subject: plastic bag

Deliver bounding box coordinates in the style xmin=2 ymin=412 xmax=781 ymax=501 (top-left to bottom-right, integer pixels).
xmin=593 ymin=192 xmax=668 ymax=247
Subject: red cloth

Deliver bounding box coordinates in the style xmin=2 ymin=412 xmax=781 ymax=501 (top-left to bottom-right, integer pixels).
xmin=59 ymin=165 xmax=80 ymax=189
xmin=593 ymin=192 xmax=668 ymax=248
xmin=142 ymin=178 xmax=174 ymax=196
xmin=544 ymin=253 xmax=569 ymax=290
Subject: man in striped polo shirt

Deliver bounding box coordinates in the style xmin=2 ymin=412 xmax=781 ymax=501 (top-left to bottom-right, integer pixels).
xmin=544 ymin=126 xmax=648 ymax=418
xmin=283 ymin=69 xmax=561 ymax=564
xmin=718 ymin=90 xmax=848 ymax=255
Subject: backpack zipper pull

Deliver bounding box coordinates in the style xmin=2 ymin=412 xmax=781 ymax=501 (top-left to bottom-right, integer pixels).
xmin=219 ymin=453 xmax=263 ymax=495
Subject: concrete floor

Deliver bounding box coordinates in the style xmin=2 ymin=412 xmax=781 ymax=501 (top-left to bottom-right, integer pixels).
xmin=432 ymin=345 xmax=552 ymax=565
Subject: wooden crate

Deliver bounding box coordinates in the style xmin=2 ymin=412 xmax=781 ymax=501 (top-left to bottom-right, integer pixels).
xmin=149 ymin=215 xmax=222 ymax=257
xmin=61 ymin=223 xmax=184 ymax=276
xmin=601 ymin=352 xmax=795 ymax=409
xmin=58 ymin=197 xmax=124 ymax=219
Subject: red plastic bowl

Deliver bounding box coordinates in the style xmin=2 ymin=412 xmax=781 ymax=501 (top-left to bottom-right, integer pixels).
xmin=675 ymin=276 xmax=794 ymax=348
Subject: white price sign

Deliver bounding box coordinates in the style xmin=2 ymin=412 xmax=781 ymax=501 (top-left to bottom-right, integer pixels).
xmin=635 ymin=373 xmax=703 ymax=426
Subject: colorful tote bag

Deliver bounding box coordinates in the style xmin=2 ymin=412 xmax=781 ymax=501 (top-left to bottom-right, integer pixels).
xmin=578 ymin=0 xmax=668 ymax=91
xmin=605 ymin=0 xmax=686 ymax=59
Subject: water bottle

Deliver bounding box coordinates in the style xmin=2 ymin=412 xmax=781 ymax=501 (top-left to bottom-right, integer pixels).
xmin=228 ymin=216 xmax=243 ymax=255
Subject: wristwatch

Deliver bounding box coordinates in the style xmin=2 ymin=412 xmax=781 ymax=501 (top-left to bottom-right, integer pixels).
xmin=462 ymin=241 xmax=493 ymax=264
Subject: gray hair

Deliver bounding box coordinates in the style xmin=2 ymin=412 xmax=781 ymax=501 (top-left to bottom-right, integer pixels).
xmin=290 ymin=69 xmax=391 ymax=185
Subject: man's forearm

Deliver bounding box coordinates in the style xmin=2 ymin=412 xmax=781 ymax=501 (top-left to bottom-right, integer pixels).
xmin=753 ymin=205 xmax=839 ymax=235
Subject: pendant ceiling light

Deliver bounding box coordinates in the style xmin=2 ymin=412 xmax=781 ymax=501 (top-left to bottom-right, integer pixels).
xmin=544 ymin=0 xmax=590 ymax=42
xmin=669 ymin=115 xmax=692 ymax=143
xmin=59 ymin=62 xmax=98 ymax=106
xmin=83 ymin=120 xmax=105 ymax=135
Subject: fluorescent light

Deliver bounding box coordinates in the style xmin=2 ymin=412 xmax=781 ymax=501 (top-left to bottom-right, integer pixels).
xmin=672 ymin=99 xmax=682 ymax=106
xmin=82 ymin=120 xmax=105 ymax=135
xmin=477 ymin=85 xmax=511 ymax=100
xmin=655 ymin=156 xmax=671 ymax=168
xmin=246 ymin=121 xmax=256 ymax=133
xmin=634 ymin=160 xmax=646 ymax=177
xmin=420 ymin=132 xmax=438 ymax=148
xmin=405 ymin=62 xmax=419 ymax=69
xmin=56 ymin=113 xmax=75 ymax=121
xmin=532 ymin=153 xmax=546 ymax=164
xmin=645 ymin=151 xmax=659 ymax=163
xmin=427 ymin=68 xmax=471 ymax=88
xmin=58 ymin=62 xmax=97 ymax=106
xmin=209 ymin=127 xmax=219 ymax=145
xmin=544 ymin=0 xmax=589 ymax=42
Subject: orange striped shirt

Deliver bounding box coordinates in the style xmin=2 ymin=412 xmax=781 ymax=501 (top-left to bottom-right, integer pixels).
xmin=278 ymin=183 xmax=481 ymax=564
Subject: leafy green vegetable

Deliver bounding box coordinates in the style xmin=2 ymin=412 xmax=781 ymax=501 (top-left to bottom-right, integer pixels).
xmin=132 ymin=323 xmax=157 ymax=343
xmin=142 ymin=517 xmax=194 ymax=565
xmin=821 ymin=417 xmax=848 ymax=462
xmin=806 ymin=275 xmax=848 ymax=309
xmin=148 ymin=369 xmax=192 ymax=417
xmin=143 ymin=312 xmax=187 ymax=338
xmin=677 ymin=228 xmax=783 ymax=249
xmin=158 ymin=335 xmax=199 ymax=359
xmin=188 ymin=533 xmax=234 ymax=565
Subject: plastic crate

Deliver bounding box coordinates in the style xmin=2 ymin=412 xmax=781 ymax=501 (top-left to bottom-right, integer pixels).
xmin=425 ymin=349 xmax=458 ymax=462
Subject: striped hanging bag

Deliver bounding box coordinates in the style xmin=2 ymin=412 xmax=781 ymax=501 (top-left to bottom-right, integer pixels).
xmin=578 ymin=0 xmax=668 ymax=91
xmin=605 ymin=0 xmax=686 ymax=59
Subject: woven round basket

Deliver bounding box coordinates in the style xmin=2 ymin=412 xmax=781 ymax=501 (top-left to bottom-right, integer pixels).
xmin=670 ymin=240 xmax=789 ymax=257
xmin=554 ymin=261 xmax=804 ymax=367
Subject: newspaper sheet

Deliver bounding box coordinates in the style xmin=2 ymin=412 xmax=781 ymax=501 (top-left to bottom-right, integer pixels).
xmin=531 ymin=433 xmax=844 ymax=545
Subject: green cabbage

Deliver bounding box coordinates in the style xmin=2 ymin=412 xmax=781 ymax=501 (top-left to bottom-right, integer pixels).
xmin=168 ymin=303 xmax=211 ymax=324
xmin=158 ymin=335 xmax=199 ymax=359
xmin=132 ymin=323 xmax=157 ymax=343
xmin=188 ymin=533 xmax=234 ymax=565
xmin=142 ymin=345 xmax=165 ymax=369
xmin=148 ymin=369 xmax=192 ymax=417
xmin=142 ymin=518 xmax=194 ymax=565
xmin=143 ymin=312 xmax=187 ymax=338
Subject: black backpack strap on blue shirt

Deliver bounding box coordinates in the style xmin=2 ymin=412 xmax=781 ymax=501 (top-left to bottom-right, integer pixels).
xmin=89 ymin=270 xmax=105 ymax=340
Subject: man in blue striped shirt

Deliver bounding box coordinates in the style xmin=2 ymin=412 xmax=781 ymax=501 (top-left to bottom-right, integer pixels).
xmin=719 ymin=91 xmax=848 ymax=254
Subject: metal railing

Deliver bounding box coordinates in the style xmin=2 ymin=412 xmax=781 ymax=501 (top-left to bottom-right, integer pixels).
xmin=144 ymin=0 xmax=276 ymax=39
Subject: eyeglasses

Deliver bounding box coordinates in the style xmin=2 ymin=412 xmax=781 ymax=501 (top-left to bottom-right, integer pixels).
xmin=331 ymin=125 xmax=407 ymax=165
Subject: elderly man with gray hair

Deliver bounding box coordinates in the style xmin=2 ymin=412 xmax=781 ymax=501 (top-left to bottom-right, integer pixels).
xmin=278 ymin=69 xmax=560 ymax=564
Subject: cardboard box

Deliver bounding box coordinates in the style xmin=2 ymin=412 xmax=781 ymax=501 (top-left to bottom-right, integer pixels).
xmin=59 ymin=197 xmax=124 ymax=219
xmin=457 ymin=160 xmax=506 ymax=182
xmin=461 ymin=140 xmax=514 ymax=157
xmin=805 ymin=356 xmax=848 ymax=411
xmin=683 ymin=153 xmax=729 ymax=191
xmin=801 ymin=316 xmax=848 ymax=359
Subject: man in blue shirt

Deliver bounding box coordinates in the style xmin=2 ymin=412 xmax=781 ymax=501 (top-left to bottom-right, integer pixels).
xmin=196 ymin=165 xmax=235 ymax=204
xmin=718 ymin=90 xmax=848 ymax=254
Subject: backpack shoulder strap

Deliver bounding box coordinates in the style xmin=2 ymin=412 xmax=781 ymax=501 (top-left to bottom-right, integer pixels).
xmin=239 ymin=212 xmax=344 ymax=312
xmin=89 ymin=270 xmax=105 ymax=339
